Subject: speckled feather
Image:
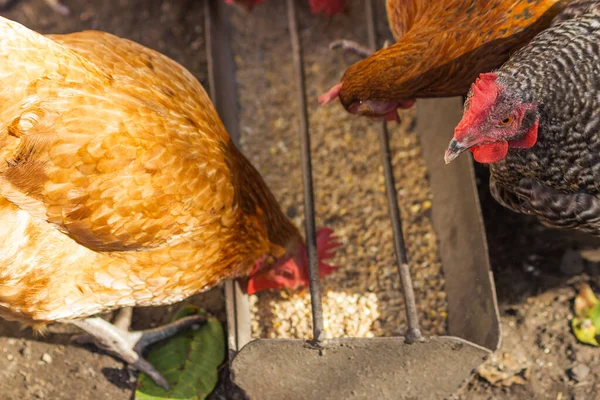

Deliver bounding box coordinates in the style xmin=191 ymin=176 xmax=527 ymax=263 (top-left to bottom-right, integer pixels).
xmin=0 ymin=19 xmax=300 ymax=324
xmin=339 ymin=0 xmax=569 ymax=107
xmin=480 ymin=3 xmax=600 ymax=234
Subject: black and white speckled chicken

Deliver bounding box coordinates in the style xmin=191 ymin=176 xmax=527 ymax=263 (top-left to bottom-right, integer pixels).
xmin=444 ymin=1 xmax=600 ymax=236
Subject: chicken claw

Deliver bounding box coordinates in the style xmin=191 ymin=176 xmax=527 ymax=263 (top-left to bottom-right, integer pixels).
xmin=44 ymin=0 xmax=70 ymax=15
xmin=329 ymin=38 xmax=392 ymax=59
xmin=0 ymin=0 xmax=69 ymax=14
xmin=329 ymin=39 xmax=373 ymax=58
xmin=71 ymin=312 xmax=206 ymax=389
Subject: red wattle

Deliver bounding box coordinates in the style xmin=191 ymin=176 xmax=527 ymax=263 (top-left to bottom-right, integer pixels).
xmin=397 ymin=99 xmax=415 ymax=109
xmin=509 ymin=120 xmax=539 ymax=149
xmin=472 ymin=141 xmax=509 ymax=164
xmin=383 ymin=109 xmax=400 ymax=122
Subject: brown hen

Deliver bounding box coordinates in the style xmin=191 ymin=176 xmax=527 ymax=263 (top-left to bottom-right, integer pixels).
xmin=319 ymin=0 xmax=570 ymax=121
xmin=0 ymin=17 xmax=339 ymax=388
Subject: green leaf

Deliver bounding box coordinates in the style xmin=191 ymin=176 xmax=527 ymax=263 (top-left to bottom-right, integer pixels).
xmin=571 ymin=317 xmax=599 ymax=346
xmin=571 ymin=283 xmax=600 ymax=347
xmin=135 ymin=305 xmax=226 ymax=400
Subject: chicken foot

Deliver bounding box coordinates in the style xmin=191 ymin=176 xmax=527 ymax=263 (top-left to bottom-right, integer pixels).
xmin=71 ymin=309 xmax=206 ymax=389
xmin=112 ymin=306 xmax=134 ymax=330
xmin=329 ymin=39 xmax=373 ymax=58
xmin=0 ymin=0 xmax=69 ymax=15
xmin=329 ymin=39 xmax=391 ymax=59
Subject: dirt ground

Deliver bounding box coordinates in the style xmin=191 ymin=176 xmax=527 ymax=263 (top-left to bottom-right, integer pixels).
xmin=460 ymin=164 xmax=600 ymax=400
xmin=0 ymin=1 xmax=598 ymax=400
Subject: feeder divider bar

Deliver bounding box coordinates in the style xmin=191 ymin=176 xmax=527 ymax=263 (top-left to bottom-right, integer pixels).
xmin=287 ymin=0 xmax=325 ymax=343
xmin=365 ymin=0 xmax=421 ymax=342
xmin=204 ymin=0 xmax=251 ymax=353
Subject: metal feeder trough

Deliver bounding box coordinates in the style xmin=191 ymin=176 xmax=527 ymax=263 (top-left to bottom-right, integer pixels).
xmin=204 ymin=1 xmax=501 ymax=399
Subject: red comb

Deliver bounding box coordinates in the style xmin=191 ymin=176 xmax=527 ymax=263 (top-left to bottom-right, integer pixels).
xmin=471 ymin=73 xmax=498 ymax=98
xmin=318 ymin=83 xmax=343 ymax=105
xmin=316 ymin=227 xmax=342 ymax=265
xmin=300 ymin=227 xmax=341 ymax=280
xmin=246 ymin=228 xmax=341 ymax=295
xmin=455 ymin=73 xmax=499 ymax=139
xmin=309 ymin=0 xmax=346 ymax=15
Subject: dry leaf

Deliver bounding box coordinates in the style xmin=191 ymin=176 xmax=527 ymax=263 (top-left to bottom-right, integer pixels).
xmin=477 ymin=353 xmax=531 ymax=387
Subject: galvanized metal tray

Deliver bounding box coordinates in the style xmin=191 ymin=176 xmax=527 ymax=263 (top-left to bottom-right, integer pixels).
xmin=204 ymin=1 xmax=501 ymax=399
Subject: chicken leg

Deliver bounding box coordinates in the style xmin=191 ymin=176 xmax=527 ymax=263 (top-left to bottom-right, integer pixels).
xmin=72 ymin=308 xmax=206 ymax=389
xmin=112 ymin=306 xmax=135 ymax=331
xmin=0 ymin=0 xmax=69 ymax=14
xmin=329 ymin=39 xmax=391 ymax=59
xmin=329 ymin=39 xmax=373 ymax=58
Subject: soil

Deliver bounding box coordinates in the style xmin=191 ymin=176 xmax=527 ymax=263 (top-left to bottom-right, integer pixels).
xmin=459 ymin=165 xmax=600 ymax=400
xmin=0 ymin=1 xmax=598 ymax=400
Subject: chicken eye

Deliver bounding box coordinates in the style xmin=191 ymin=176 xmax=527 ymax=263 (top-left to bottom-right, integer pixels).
xmin=499 ymin=115 xmax=514 ymax=126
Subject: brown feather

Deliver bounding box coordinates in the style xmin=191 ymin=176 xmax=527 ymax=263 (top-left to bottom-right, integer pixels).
xmin=0 ymin=18 xmax=301 ymax=324
xmin=339 ymin=0 xmax=569 ymax=109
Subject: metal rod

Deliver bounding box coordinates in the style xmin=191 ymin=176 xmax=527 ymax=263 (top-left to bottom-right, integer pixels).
xmin=286 ymin=0 xmax=325 ymax=343
xmin=204 ymin=0 xmax=251 ymax=353
xmin=204 ymin=0 xmax=216 ymax=102
xmin=203 ymin=0 xmax=241 ymax=143
xmin=365 ymin=0 xmax=421 ymax=343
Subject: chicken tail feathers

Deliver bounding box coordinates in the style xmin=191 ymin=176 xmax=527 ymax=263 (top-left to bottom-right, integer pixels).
xmin=551 ymin=0 xmax=600 ymax=26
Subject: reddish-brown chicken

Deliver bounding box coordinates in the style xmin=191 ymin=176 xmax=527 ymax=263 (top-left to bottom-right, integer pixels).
xmin=319 ymin=0 xmax=570 ymax=121
xmin=0 ymin=17 xmax=340 ymax=388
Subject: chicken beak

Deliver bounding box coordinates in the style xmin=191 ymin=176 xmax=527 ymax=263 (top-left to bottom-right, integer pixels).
xmin=444 ymin=139 xmax=468 ymax=164
xmin=356 ymin=102 xmax=373 ymax=115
